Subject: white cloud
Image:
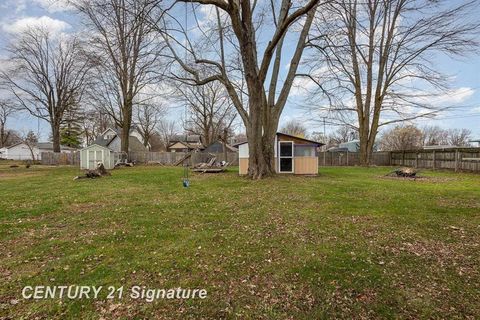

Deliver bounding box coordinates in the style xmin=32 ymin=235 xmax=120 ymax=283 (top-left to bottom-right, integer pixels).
xmin=431 ymin=87 xmax=475 ymax=105
xmin=33 ymin=0 xmax=74 ymax=13
xmin=413 ymin=87 xmax=475 ymax=106
xmin=290 ymin=76 xmax=317 ymax=97
xmin=2 ymin=16 xmax=70 ymax=35
xmin=0 ymin=0 xmax=27 ymax=13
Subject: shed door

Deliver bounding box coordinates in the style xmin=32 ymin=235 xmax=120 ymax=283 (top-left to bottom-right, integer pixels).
xmin=278 ymin=141 xmax=294 ymax=173
xmin=88 ymin=150 xmax=96 ymax=169
xmin=88 ymin=149 xmax=104 ymax=169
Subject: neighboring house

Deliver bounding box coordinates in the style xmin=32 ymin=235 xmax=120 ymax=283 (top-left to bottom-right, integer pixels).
xmin=232 ymin=141 xmax=248 ymax=149
xmin=1 ymin=142 xmax=76 ymax=160
xmin=423 ymin=145 xmax=471 ymax=150
xmin=91 ymin=127 xmax=148 ymax=153
xmin=237 ymin=133 xmax=324 ymax=175
xmin=470 ymin=139 xmax=480 ymax=147
xmin=338 ymin=140 xmax=360 ymax=152
xmin=167 ymin=135 xmax=204 ymax=152
xmin=0 ymin=147 xmax=6 ymax=159
xmin=203 ymin=140 xmax=238 ymax=154
xmin=336 ymin=139 xmax=378 ymax=152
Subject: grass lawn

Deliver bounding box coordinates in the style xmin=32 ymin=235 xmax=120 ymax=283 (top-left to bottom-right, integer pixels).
xmin=0 ymin=163 xmax=479 ymax=319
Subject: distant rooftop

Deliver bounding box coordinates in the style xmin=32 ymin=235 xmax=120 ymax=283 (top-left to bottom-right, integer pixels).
xmin=423 ymin=145 xmax=472 ymax=150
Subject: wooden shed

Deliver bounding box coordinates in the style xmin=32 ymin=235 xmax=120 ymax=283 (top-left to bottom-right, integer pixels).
xmin=238 ymin=133 xmax=323 ymax=175
xmin=80 ymin=144 xmax=117 ymax=170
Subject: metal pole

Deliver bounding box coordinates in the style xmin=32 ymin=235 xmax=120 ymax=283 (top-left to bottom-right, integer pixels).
xmin=432 ymin=150 xmax=436 ymax=170
xmin=323 ymin=117 xmax=326 ymax=166
xmin=455 ymin=150 xmax=460 ymax=172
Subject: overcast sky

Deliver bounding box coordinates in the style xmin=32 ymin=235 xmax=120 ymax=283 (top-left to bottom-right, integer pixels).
xmin=1 ymin=0 xmax=479 ymax=141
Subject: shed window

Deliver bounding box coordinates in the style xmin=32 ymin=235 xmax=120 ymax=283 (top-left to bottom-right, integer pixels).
xmin=280 ymin=142 xmax=293 ymax=157
xmin=294 ymin=145 xmax=316 ymax=157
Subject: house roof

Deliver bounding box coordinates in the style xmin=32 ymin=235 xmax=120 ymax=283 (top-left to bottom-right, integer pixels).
xmin=92 ymin=135 xmax=116 ymax=148
xmin=81 ymin=143 xmax=112 ymax=151
xmin=168 ymin=141 xmax=204 ymax=149
xmin=4 ymin=142 xmax=23 ymax=149
xmin=37 ymin=142 xmax=77 ymax=150
xmin=205 ymin=140 xmax=238 ymax=152
xmin=101 ymin=126 xmax=140 ymax=137
xmin=5 ymin=142 xmax=76 ymax=150
xmin=170 ymin=134 xmax=202 ymax=143
xmin=232 ymin=140 xmax=248 ymax=147
xmin=235 ymin=132 xmax=324 ymax=146
xmin=128 ymin=136 xmax=148 ymax=151
xmin=91 ymin=126 xmax=148 ymax=151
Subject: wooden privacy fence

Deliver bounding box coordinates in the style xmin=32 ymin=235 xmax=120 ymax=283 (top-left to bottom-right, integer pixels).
xmin=40 ymin=151 xmax=238 ymax=166
xmin=390 ymin=148 xmax=480 ymax=172
xmin=41 ymin=152 xmax=80 ymax=165
xmin=318 ymin=151 xmax=391 ymax=167
xmin=128 ymin=151 xmax=239 ymax=166
xmin=319 ymin=148 xmax=480 ymax=172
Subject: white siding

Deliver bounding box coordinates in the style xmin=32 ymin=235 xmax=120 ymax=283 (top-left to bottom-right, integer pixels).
xmin=108 ymin=137 xmax=121 ymax=152
xmin=239 ymin=136 xmax=277 ymax=159
xmin=238 ymin=143 xmax=249 ymax=158
xmin=130 ymin=130 xmax=144 ymax=145
xmin=5 ymin=144 xmax=40 ymax=160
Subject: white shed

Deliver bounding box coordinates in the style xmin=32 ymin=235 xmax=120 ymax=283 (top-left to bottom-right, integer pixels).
xmin=80 ymin=144 xmax=117 ymax=170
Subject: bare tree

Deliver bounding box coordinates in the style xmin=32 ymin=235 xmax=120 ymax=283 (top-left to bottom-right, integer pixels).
xmin=0 ymin=27 xmax=91 ymax=152
xmin=307 ymin=0 xmax=479 ymax=165
xmin=447 ymin=128 xmax=472 ymax=147
xmin=156 ymin=119 xmax=178 ymax=150
xmin=327 ymin=125 xmax=359 ymax=148
xmin=422 ymin=125 xmax=449 ymax=146
xmin=135 ymin=102 xmax=165 ymax=149
xmin=81 ymin=109 xmax=114 ymax=145
xmin=157 ymin=0 xmax=320 ymax=178
xmin=179 ymin=81 xmax=236 ymax=146
xmin=379 ymin=125 xmax=423 ymax=151
xmin=19 ymin=130 xmax=39 ymax=161
xmin=0 ymin=100 xmax=16 ymax=148
xmin=76 ymin=0 xmax=165 ymax=154
xmin=280 ymin=119 xmax=308 ymax=138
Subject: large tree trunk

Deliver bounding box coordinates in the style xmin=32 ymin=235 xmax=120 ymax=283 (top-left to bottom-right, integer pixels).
xmin=121 ymin=100 xmax=132 ymax=154
xmin=359 ymin=136 xmax=369 ymax=166
xmin=247 ymin=131 xmax=276 ymax=179
xmin=121 ymin=124 xmax=130 ymax=154
xmin=359 ymin=129 xmax=377 ymax=166
xmin=0 ymin=124 xmax=5 ymax=148
xmin=246 ymin=108 xmax=277 ymax=179
xmin=51 ymin=123 xmax=61 ymax=152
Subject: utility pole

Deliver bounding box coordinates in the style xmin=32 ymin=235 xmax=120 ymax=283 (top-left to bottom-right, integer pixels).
xmin=223 ymin=127 xmax=228 ymax=162
xmin=323 ymin=117 xmax=326 ymax=166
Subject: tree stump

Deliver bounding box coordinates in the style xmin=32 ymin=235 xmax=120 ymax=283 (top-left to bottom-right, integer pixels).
xmin=74 ymin=163 xmax=111 ymax=180
xmin=392 ymin=167 xmax=417 ymax=178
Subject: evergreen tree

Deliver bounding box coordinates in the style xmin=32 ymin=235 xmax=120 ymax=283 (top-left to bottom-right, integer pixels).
xmin=60 ymin=108 xmax=84 ymax=148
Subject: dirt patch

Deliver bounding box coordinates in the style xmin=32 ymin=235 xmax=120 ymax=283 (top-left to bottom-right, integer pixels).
xmin=437 ymin=198 xmax=480 ymax=209
xmin=0 ymin=171 xmax=43 ymax=180
xmin=378 ymin=175 xmax=456 ymax=183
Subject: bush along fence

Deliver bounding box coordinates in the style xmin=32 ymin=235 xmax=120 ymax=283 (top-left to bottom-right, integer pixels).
xmin=320 ymin=148 xmax=480 ymax=172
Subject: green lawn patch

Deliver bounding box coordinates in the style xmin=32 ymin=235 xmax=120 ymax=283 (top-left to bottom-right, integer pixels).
xmin=1 ymin=165 xmax=479 ymax=319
